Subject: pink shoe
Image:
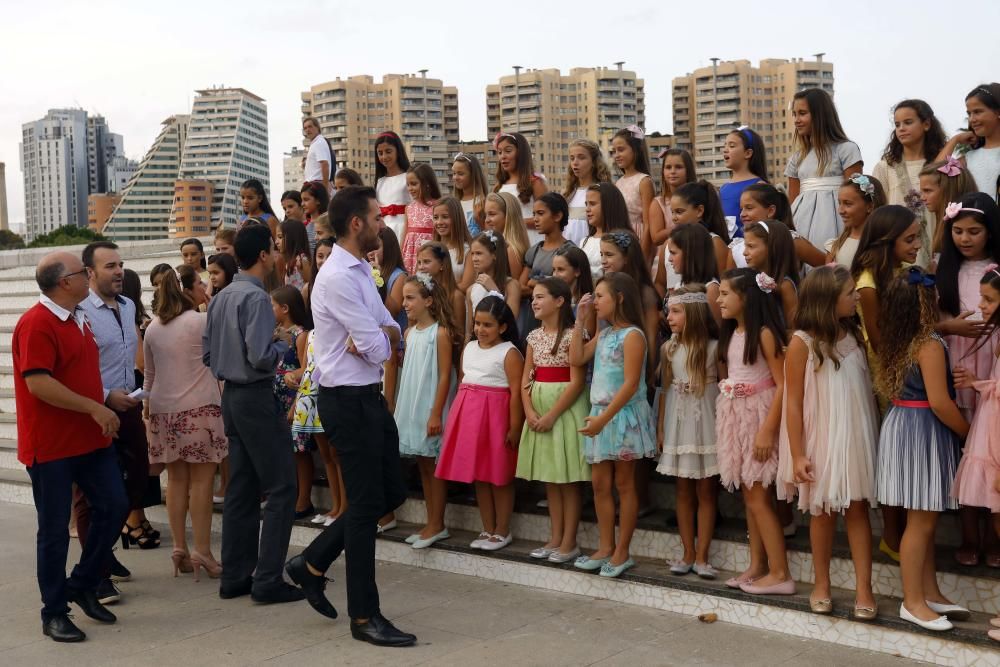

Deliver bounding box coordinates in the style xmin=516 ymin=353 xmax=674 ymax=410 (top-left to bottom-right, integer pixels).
xmin=725 ymin=573 xmax=758 ymax=589
xmin=740 ymin=578 xmax=796 ymax=595
xmin=989 ymin=629 xmax=1000 ymax=642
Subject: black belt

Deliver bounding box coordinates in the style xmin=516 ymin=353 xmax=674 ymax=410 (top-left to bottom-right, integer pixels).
xmin=323 ymin=383 xmax=383 ymax=396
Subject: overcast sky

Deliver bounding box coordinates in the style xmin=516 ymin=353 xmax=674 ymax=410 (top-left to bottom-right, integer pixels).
xmin=2 ymin=0 xmax=998 ymax=229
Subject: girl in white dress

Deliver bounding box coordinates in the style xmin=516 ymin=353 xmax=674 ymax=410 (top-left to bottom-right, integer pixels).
xmin=374 ymin=131 xmax=412 ymax=239
xmin=493 ymin=131 xmax=548 ymax=245
xmin=562 ymin=140 xmax=611 ymax=246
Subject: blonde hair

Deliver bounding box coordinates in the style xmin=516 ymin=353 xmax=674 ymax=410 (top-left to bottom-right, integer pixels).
xmin=432 ymin=197 xmax=471 ymax=264
xmin=313 ymin=212 xmax=333 ymax=238
xmin=662 ymin=284 xmax=718 ymax=397
xmin=488 ymin=192 xmax=529 ymax=260
xmin=562 ymin=140 xmax=611 ymax=198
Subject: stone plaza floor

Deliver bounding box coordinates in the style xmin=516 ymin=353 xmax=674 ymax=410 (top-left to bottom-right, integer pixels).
xmin=0 ymin=502 xmax=925 ymax=666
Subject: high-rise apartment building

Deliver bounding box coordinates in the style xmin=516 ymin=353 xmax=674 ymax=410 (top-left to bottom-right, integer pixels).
xmin=300 ymin=72 xmax=459 ymax=185
xmin=0 ymin=162 xmax=8 ymax=231
xmin=107 ymin=155 xmax=139 ymax=193
xmin=486 ymin=64 xmax=645 ymax=183
xmin=171 ymin=180 xmax=215 ymax=238
xmin=87 ymin=115 xmax=123 ymax=194
xmin=671 ymin=55 xmax=834 ymax=184
xmin=283 ymin=146 xmax=305 ymax=193
xmin=172 ymin=87 xmax=269 ymax=233
xmin=103 ymin=115 xmax=190 ymax=241
xmin=19 ymin=109 xmax=90 ymax=241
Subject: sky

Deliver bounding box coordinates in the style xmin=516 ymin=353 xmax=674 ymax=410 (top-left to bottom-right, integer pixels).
xmin=1 ymin=0 xmax=998 ymax=230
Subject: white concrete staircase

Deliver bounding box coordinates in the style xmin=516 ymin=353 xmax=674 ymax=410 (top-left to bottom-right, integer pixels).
xmin=0 ymin=238 xmax=998 ymax=665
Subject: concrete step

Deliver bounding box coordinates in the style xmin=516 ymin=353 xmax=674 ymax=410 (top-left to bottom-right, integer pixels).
xmin=0 ymin=467 xmax=30 ymax=504
xmin=0 ymin=288 xmax=154 ymax=311
xmin=0 ymin=438 xmax=18 ymax=469
xmin=0 ymin=413 xmax=16 ymax=440
xmin=0 ymin=251 xmax=195 ymax=281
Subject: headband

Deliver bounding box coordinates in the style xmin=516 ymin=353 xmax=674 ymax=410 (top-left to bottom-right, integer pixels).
xmin=605 ymin=231 xmax=633 ymax=250
xmin=485 ymin=290 xmax=504 ymax=300
xmin=849 ymin=174 xmax=876 ymax=199
xmin=667 ymin=292 xmax=708 ymax=306
xmin=985 ymin=263 xmax=1000 ymax=280
xmin=453 ymin=152 xmax=472 ymax=162
xmin=624 ymin=124 xmax=645 ymax=140
xmin=756 ymin=272 xmax=777 ymax=293
xmin=493 ymin=132 xmax=515 ymax=151
xmin=414 ymin=272 xmax=434 ymax=291
xmin=754 ymin=220 xmax=770 ymax=234
xmin=906 ymin=267 xmax=936 ymax=288
xmin=175 ymin=270 xmax=184 ymax=285
xmin=736 ymin=125 xmax=753 ymax=149
xmin=657 ymin=149 xmax=670 ymax=160
xmin=976 ymin=86 xmax=997 ymax=101
xmin=937 ymin=156 xmax=964 ymax=177
xmin=943 ymin=201 xmax=985 ymax=221
xmin=376 ymin=131 xmax=396 ymax=139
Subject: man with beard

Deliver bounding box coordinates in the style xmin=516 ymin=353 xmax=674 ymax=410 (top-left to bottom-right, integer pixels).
xmin=285 ymin=186 xmax=413 ymax=647
xmin=78 ymin=242 xmax=150 ymax=603
xmin=202 ymin=224 xmax=302 ymax=604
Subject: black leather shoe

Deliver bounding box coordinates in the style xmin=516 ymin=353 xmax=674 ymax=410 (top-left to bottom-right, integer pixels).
xmin=219 ymin=577 xmax=254 ymax=599
xmin=350 ymin=612 xmax=416 ymax=647
xmin=67 ymin=588 xmax=116 ymax=624
xmin=285 ymin=555 xmax=337 ymax=619
xmin=251 ymin=581 xmax=306 ymax=604
xmin=42 ymin=615 xmax=86 ymax=642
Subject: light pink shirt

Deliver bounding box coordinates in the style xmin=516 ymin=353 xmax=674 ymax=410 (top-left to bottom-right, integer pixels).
xmin=312 ymin=243 xmax=398 ymax=387
xmin=143 ymin=310 xmax=222 ymax=414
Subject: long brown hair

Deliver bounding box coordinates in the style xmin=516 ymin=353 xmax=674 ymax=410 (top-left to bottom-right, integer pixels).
xmin=587 ymin=182 xmax=632 ymax=235
xmin=663 ymin=283 xmax=718 ymax=397
xmin=492 ymin=132 xmax=536 ymax=204
xmin=794 ymin=265 xmax=863 ymax=370
xmin=850 ymin=205 xmax=917 ymax=291
xmin=596 ymin=272 xmax=645 ymax=331
xmin=744 ymin=220 xmax=800 ymax=286
xmin=658 ymin=148 xmax=697 ymax=201
xmin=875 ymin=268 xmax=940 ymax=398
xmin=433 ymin=197 xmax=471 ymax=263
xmin=418 ymin=241 xmax=458 ymax=295
xmin=407 ymin=162 xmax=442 ymax=203
xmin=881 ymin=99 xmax=947 ymax=166
xmin=156 ymin=269 xmax=195 ymax=325
xmin=534 ymin=277 xmax=575 ymax=355
xmin=471 ymin=231 xmax=511 ymax=293
xmin=563 ymin=139 xmax=611 ymax=198
xmin=406 ymin=273 xmax=461 ymax=352
xmin=829 ymin=175 xmax=887 ymax=257
xmin=452 ymin=152 xmax=488 ymax=208
xmin=792 ymin=88 xmax=851 ymax=177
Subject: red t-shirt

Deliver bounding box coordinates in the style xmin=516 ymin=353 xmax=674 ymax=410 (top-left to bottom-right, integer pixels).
xmin=13 ymin=302 xmax=110 ymax=465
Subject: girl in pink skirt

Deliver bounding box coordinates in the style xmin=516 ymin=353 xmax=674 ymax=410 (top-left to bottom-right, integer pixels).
xmin=716 ymin=267 xmax=792 ymax=596
xmin=436 ymin=295 xmax=524 ymax=552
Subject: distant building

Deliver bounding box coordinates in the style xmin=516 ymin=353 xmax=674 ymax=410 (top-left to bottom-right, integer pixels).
xmin=487 ymin=64 xmax=645 ymax=191
xmin=645 ymin=134 xmax=677 ymax=193
xmin=103 ymin=115 xmax=190 ymax=241
xmin=172 ymin=87 xmax=269 ymax=233
xmin=300 ymin=71 xmax=459 ymax=185
xmin=170 ymin=180 xmax=215 ymax=238
xmin=107 ymin=155 xmax=139 ymax=193
xmin=19 ymin=109 xmax=90 ymax=241
xmin=671 ymin=55 xmax=834 ymax=184
xmin=86 ymin=115 xmax=123 ymax=194
xmin=87 ymin=193 xmax=121 ymax=233
xmin=283 ymin=146 xmax=306 ymax=193
xmin=0 ymin=162 xmax=8 ymax=231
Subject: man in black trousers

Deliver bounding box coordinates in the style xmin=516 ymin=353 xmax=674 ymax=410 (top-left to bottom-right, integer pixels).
xmin=285 ymin=186 xmax=414 ymax=647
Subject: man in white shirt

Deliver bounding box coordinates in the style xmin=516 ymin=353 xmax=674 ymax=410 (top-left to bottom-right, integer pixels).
xmin=303 ymin=117 xmax=334 ymax=195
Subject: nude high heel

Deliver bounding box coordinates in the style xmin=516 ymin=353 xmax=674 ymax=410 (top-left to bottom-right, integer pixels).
xmin=189 ymin=551 xmax=222 ymax=582
xmin=171 ymin=549 xmax=193 ymax=577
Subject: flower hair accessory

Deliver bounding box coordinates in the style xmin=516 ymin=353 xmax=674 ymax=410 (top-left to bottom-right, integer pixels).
xmin=485 ymin=290 xmax=504 ymax=300
xmin=493 ymin=132 xmax=515 ymax=151
xmin=414 ymin=272 xmax=434 ymax=291
xmin=606 ymin=231 xmax=633 ymax=250
xmin=937 ymin=156 xmax=963 ymax=177
xmin=849 ymin=174 xmax=876 ymax=199
xmin=667 ymin=292 xmax=708 ymax=306
xmin=985 ymin=263 xmax=1000 ymax=280
xmin=482 ymin=229 xmax=498 ymax=244
xmin=906 ymin=267 xmax=935 ymax=288
xmin=944 ymin=201 xmax=985 ymax=221
xmin=755 ymin=272 xmax=777 ymax=293
xmin=625 ymin=124 xmax=645 ymax=140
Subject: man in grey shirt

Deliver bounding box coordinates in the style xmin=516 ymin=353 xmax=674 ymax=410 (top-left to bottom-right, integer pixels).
xmin=203 ymin=224 xmax=303 ymax=604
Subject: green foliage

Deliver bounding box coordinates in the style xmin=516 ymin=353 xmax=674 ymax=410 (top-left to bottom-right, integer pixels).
xmin=28 ymin=225 xmax=105 ymax=248
xmin=0 ymin=229 xmax=25 ymax=250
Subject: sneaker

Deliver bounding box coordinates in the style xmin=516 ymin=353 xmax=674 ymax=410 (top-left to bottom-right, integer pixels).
xmin=96 ymin=579 xmax=121 ymax=605
xmin=109 ymin=558 xmax=131 ymax=583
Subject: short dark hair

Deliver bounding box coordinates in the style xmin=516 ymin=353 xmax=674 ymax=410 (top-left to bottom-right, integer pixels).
xmin=329 ymin=186 xmax=377 ymax=238
xmin=36 ymin=260 xmax=65 ymax=293
xmin=82 ymin=241 xmax=119 ymax=268
xmin=234 ymin=224 xmax=273 ymax=270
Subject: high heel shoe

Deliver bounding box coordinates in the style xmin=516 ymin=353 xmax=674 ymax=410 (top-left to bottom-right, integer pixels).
xmin=189 ymin=551 xmax=222 ymax=582
xmin=121 ymin=523 xmax=160 ymax=550
xmin=139 ymin=519 xmax=161 ymax=541
xmin=171 ymin=549 xmax=193 ymax=577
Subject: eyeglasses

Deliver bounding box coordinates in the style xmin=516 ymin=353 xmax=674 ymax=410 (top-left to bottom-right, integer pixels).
xmin=60 ymin=269 xmax=88 ymax=281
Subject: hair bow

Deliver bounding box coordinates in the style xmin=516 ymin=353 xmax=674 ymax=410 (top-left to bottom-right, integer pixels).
xmin=849 ymin=174 xmax=876 ymax=198
xmin=625 ymin=124 xmax=644 ymax=140
xmin=937 ymin=156 xmax=963 ymax=177
xmin=755 ymin=272 xmax=777 ymax=293
xmin=944 ymin=201 xmax=986 ymax=221
xmin=906 ymin=267 xmax=935 ymax=288
xmin=482 ymin=229 xmax=498 ymax=244
xmin=984 ymin=263 xmax=1000 ymax=280
xmin=414 ymin=272 xmax=434 ymax=291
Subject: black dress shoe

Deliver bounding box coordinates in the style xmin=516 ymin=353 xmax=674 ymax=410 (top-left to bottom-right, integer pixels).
xmin=251 ymin=581 xmax=306 ymax=604
xmin=66 ymin=588 xmax=116 ymax=624
xmin=285 ymin=555 xmax=338 ymax=619
xmin=42 ymin=615 xmax=86 ymax=642
xmin=350 ymin=612 xmax=416 ymax=647
xmin=219 ymin=577 xmax=254 ymax=599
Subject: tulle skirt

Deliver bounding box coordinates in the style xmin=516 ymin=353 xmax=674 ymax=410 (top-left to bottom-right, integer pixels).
xmin=716 ymin=387 xmax=778 ymax=492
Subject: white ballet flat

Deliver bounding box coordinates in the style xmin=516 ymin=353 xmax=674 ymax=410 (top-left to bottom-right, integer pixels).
xmin=900 ymin=604 xmax=953 ymax=632
xmin=926 ymin=600 xmax=970 ymax=621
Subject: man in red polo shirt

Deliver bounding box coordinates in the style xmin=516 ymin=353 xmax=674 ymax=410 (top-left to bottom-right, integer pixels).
xmin=14 ymin=251 xmax=128 ymax=643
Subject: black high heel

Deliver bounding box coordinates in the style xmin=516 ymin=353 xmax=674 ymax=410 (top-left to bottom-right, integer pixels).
xmin=121 ymin=523 xmax=160 ymax=550
xmin=139 ymin=518 xmax=161 ymax=541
